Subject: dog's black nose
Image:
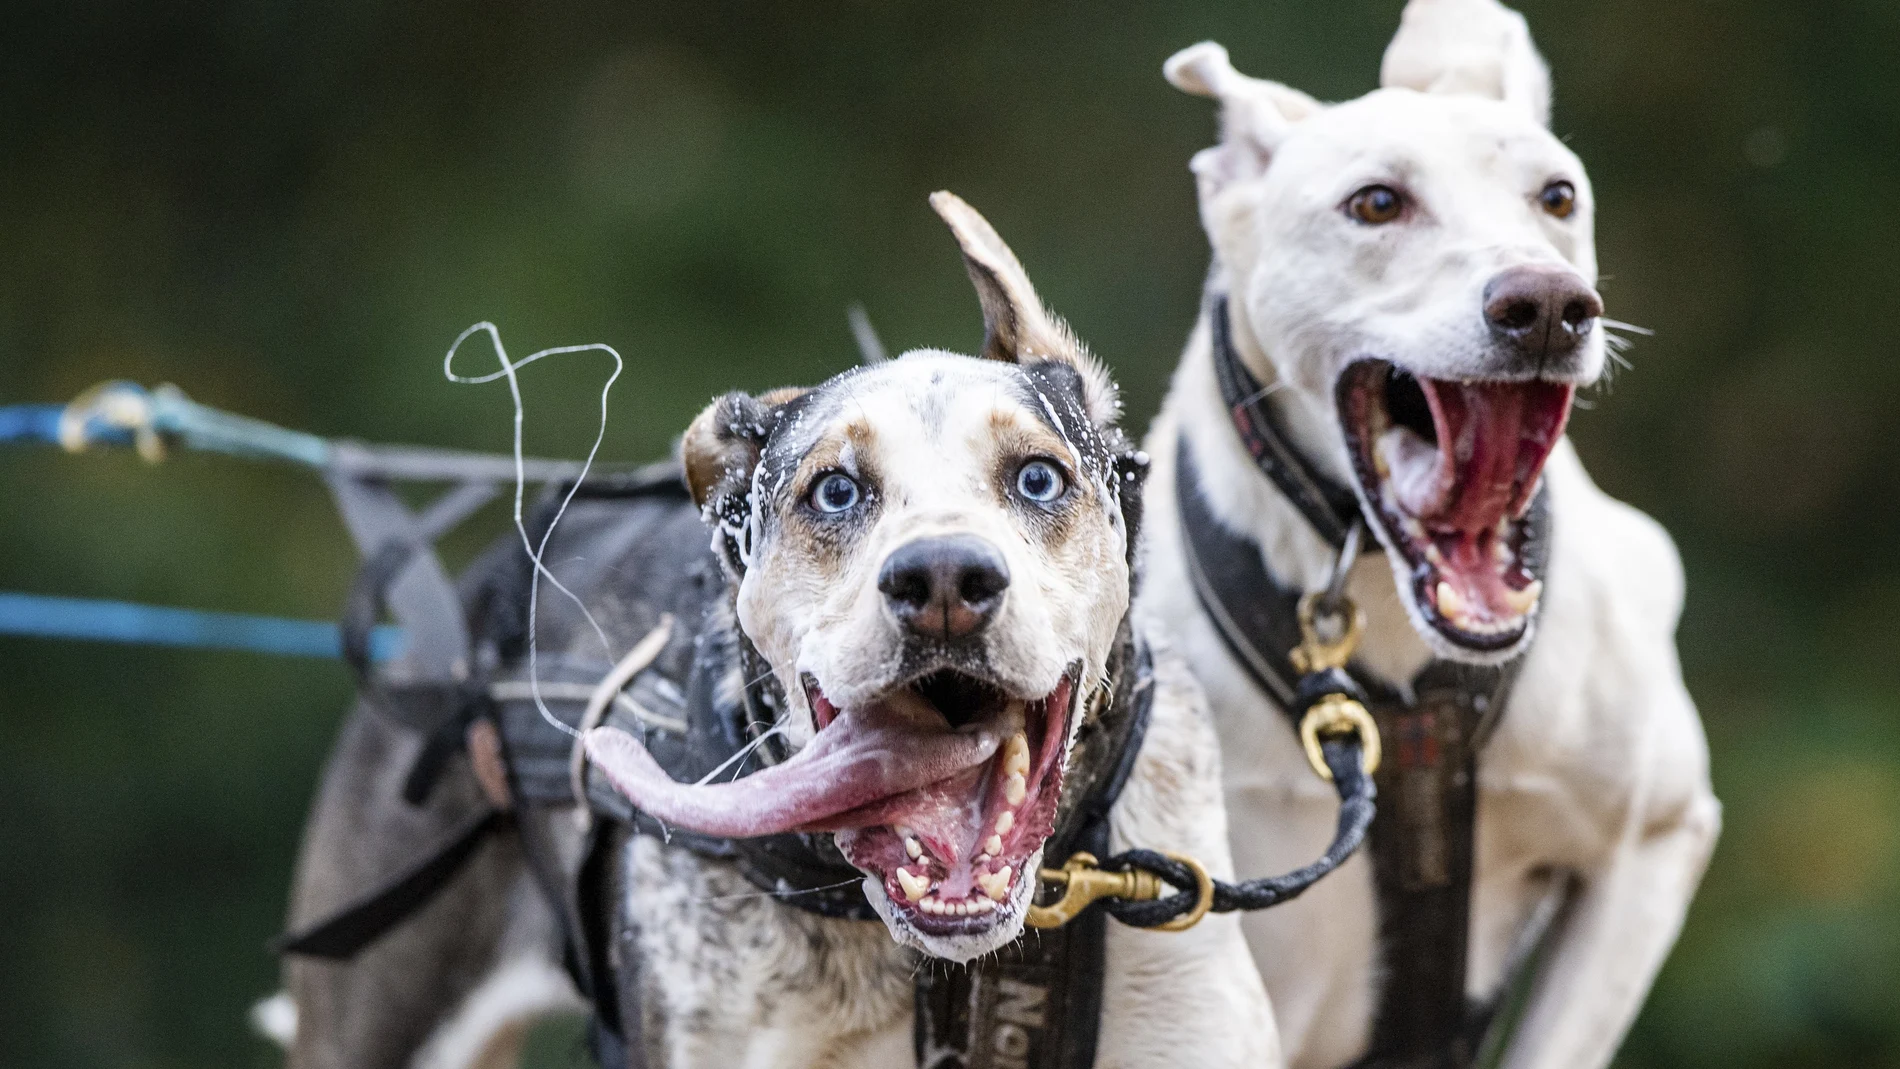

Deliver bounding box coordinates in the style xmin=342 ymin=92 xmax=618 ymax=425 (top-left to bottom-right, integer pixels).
xmin=878 ymin=535 xmax=1011 ymax=641
xmin=1483 ymin=265 xmax=1603 ymax=366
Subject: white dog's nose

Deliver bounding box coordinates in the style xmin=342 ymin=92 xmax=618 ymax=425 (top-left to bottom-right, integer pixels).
xmin=1483 ymin=265 xmax=1603 ymax=369
xmin=878 ymin=534 xmax=1011 ymax=641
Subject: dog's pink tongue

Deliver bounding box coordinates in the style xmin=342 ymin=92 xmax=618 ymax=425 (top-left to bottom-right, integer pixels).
xmin=583 ymin=706 xmax=1006 ymax=839
xmin=1413 ymin=378 xmax=1573 ymax=530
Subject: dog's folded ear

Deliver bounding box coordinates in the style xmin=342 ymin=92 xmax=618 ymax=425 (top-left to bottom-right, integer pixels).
xmin=1380 ymin=0 xmax=1552 ymax=126
xmin=1164 ymin=42 xmax=1324 ymax=200
xmin=683 ymin=387 xmax=808 ymax=573
xmin=929 ymin=191 xmax=1119 ymax=428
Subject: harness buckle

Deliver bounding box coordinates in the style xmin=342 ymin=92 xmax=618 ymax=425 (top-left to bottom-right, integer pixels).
xmin=1299 ymin=694 xmax=1382 ymax=781
xmin=1026 ymin=850 xmax=1215 ymax=932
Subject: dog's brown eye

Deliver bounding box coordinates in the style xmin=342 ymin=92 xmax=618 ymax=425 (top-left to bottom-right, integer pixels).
xmin=1346 ymin=185 xmax=1405 ymax=225
xmin=1539 ymin=180 xmax=1577 ymax=219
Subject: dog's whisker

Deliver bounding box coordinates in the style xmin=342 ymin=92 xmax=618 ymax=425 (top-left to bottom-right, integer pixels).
xmin=687 ymin=877 xmax=863 ymax=906
xmin=1599 ymin=317 xmax=1654 ymax=336
xmin=1238 ymin=380 xmax=1286 ymax=409
xmin=693 ymin=723 xmax=789 ymax=786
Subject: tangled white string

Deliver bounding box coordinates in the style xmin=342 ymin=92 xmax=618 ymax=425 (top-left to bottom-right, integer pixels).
xmin=444 ymin=322 xmax=622 ymax=741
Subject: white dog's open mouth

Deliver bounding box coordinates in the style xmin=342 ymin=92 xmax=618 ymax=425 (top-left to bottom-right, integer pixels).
xmin=1338 ymin=360 xmax=1573 ymax=650
xmin=583 ymin=665 xmax=1078 ymax=938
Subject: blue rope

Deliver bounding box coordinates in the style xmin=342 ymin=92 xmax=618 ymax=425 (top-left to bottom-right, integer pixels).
xmin=0 ymin=404 xmax=72 ymax=446
xmin=0 ymin=591 xmax=403 ymax=662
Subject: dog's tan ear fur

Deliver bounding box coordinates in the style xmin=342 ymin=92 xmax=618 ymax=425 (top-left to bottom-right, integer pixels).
xmin=929 ymin=191 xmax=1119 ymax=427
xmin=1380 ymin=0 xmax=1552 ymax=126
xmin=682 ymin=387 xmax=809 ymax=510
xmin=1164 ymin=42 xmax=1325 ymax=201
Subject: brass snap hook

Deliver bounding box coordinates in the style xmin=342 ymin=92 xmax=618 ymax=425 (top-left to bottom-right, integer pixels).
xmin=1299 ymin=694 xmax=1382 ymax=781
xmin=1289 ymin=589 xmax=1380 ymax=781
xmin=1290 ymin=591 xmax=1364 ymax=675
xmin=1025 ymin=851 xmax=1215 ymax=932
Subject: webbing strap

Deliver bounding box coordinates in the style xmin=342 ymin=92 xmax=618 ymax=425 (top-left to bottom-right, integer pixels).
xmin=273 ymin=809 xmax=510 ymax=960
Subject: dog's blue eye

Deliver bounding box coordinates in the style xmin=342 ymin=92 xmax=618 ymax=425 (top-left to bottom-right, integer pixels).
xmin=810 ymin=472 xmax=860 ymax=514
xmin=1015 ymin=460 xmax=1066 ymax=503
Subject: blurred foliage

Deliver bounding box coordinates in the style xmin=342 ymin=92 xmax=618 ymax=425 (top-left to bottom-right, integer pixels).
xmin=1 ymin=1 xmax=1897 ymax=1066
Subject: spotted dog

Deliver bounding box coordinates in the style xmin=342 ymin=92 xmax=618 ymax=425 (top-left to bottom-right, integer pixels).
xmin=1136 ymin=2 xmax=1720 ymax=1067
xmin=579 ymin=192 xmax=1272 ymax=1066
xmin=275 ymin=193 xmax=1274 ymax=1069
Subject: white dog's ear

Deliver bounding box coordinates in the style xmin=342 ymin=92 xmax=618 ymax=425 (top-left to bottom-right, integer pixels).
xmin=1380 ymin=0 xmax=1552 ymax=126
xmin=929 ymin=191 xmax=1119 ymax=427
xmin=1164 ymin=42 xmax=1323 ymax=196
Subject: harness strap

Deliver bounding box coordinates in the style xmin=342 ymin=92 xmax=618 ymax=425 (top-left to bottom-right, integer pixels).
xmin=1207 ymin=296 xmax=1362 ymax=549
xmin=1176 ymin=434 xmax=1539 ymax=1068
xmin=273 ymin=808 xmax=510 ymax=959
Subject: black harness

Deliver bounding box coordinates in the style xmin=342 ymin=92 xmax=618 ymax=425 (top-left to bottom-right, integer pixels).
xmin=1186 ymin=294 xmax=1551 ymax=1068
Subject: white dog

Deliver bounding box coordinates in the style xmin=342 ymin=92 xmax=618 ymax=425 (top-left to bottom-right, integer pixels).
xmin=1136 ymin=2 xmax=1720 ymax=1067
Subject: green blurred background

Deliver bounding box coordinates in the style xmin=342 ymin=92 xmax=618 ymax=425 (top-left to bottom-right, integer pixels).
xmin=2 ymin=1 xmax=1897 ymax=1066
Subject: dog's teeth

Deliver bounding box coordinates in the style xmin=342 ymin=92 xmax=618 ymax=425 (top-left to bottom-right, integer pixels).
xmin=995 ymin=811 xmax=1015 ymax=835
xmin=1003 ymin=773 xmax=1027 ymax=806
xmin=1435 ymin=581 xmax=1468 ymax=623
xmin=905 ymin=836 xmax=922 ymax=860
xmin=896 ymin=867 xmax=930 ymax=902
xmin=1423 ymin=541 xmax=1446 ymax=567
xmin=975 ymin=852 xmax=991 ymax=864
xmin=973 ymin=896 xmax=995 ymax=913
xmin=985 ymin=834 xmax=1004 ymax=856
xmin=978 ymin=866 xmax=1013 ymax=902
xmin=1003 ymin=733 xmax=1030 ymax=776
xmin=1502 ymin=579 xmax=1543 ymax=616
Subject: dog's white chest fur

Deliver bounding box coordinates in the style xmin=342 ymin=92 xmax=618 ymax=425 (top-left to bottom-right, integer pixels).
xmin=622 ymin=647 xmax=1278 ymax=1069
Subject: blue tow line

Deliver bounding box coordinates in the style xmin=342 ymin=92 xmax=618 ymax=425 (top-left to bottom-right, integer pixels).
xmin=0 ymin=592 xmax=404 ymax=663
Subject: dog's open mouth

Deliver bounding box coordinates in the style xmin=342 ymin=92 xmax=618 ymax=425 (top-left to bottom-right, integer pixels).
xmin=582 ymin=665 xmax=1079 ymax=938
xmin=1338 ymin=360 xmax=1573 ymax=650
xmin=812 ymin=668 xmax=1075 ymax=936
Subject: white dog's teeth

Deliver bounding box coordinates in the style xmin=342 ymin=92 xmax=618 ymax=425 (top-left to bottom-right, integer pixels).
xmin=1493 ymin=537 xmax=1513 ymax=565
xmin=1435 ymin=581 xmax=1468 ymax=623
xmin=905 ymin=836 xmax=923 ymax=860
xmin=978 ymin=866 xmax=1013 ymax=902
xmin=1003 ymin=733 xmax=1030 ymax=776
xmin=995 ymin=811 xmax=1015 ymax=835
xmin=1502 ymin=579 xmax=1543 ymax=616
xmin=973 ymin=895 xmax=996 ymax=913
xmin=985 ymin=834 xmax=1004 ymax=856
xmin=975 ymin=852 xmax=991 ymax=864
xmin=1003 ymin=772 xmax=1027 ymax=806
xmin=896 ymin=867 xmax=930 ymax=902
xmin=1423 ymin=541 xmax=1446 ymax=567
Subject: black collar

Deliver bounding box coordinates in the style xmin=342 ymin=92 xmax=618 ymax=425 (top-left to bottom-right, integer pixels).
xmin=1207 ymin=294 xmax=1363 ymax=548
